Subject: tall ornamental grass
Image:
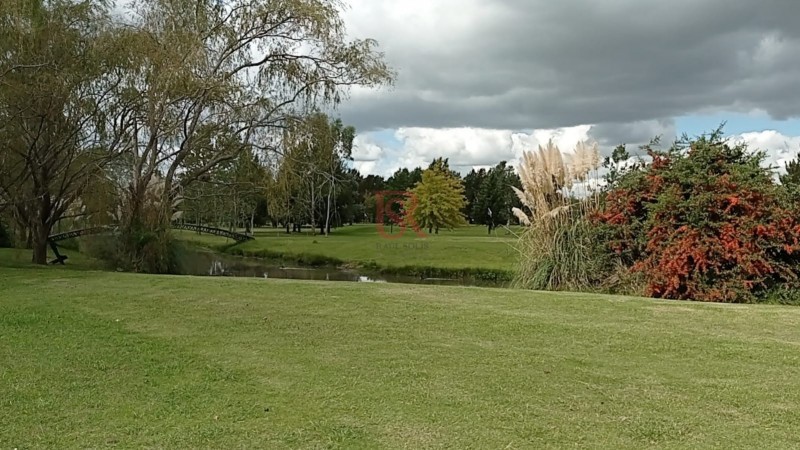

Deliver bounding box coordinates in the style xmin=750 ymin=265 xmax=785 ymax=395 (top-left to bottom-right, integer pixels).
xmin=511 ymin=140 xmax=607 ymax=291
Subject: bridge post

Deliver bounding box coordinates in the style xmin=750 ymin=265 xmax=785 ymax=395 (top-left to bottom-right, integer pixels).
xmin=48 ymin=240 xmax=68 ymax=265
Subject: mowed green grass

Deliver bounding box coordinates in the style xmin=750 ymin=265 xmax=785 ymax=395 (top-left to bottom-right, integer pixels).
xmin=3 ymin=254 xmax=800 ymax=447
xmin=181 ymin=224 xmax=520 ymax=272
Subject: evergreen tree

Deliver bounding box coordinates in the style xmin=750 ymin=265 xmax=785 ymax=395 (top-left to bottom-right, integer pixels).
xmin=780 ymin=157 xmax=800 ymax=187
xmin=463 ymin=168 xmax=487 ymax=223
xmin=387 ymin=167 xmax=422 ymax=192
xmin=780 ymin=156 xmax=800 ymax=208
xmin=472 ymin=161 xmax=518 ymax=233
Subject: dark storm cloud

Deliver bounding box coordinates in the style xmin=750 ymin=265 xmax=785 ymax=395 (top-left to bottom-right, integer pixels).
xmin=340 ymin=0 xmax=800 ymax=135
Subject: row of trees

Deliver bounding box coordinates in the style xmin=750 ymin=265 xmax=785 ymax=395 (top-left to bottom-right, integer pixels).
xmin=171 ymin=142 xmax=526 ymax=237
xmin=0 ymin=0 xmax=392 ymax=269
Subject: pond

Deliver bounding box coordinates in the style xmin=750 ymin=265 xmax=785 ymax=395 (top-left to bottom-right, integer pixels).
xmin=178 ymin=249 xmax=509 ymax=288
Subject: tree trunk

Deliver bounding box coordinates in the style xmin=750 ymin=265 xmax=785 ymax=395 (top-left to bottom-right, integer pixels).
xmin=29 ymin=192 xmax=55 ymax=264
xmin=310 ymin=183 xmax=316 ymax=236
xmin=232 ymin=197 xmax=238 ymax=232
xmin=31 ymin=221 xmax=50 ymax=264
xmin=324 ymin=184 xmax=332 ymax=236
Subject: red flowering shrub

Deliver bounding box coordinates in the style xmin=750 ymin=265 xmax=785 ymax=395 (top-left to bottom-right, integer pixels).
xmin=594 ymin=134 xmax=800 ymax=302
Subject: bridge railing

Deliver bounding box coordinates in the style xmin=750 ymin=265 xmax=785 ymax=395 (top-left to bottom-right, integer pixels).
xmin=48 ymin=223 xmax=254 ymax=243
xmin=171 ymin=223 xmax=254 ymax=242
xmin=48 ymin=225 xmax=115 ymax=242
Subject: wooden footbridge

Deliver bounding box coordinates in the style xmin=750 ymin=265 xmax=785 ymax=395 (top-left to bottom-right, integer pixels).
xmin=47 ymin=223 xmax=254 ymax=265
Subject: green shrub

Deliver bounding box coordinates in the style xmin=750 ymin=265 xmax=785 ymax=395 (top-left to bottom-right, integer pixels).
xmin=58 ymin=237 xmax=80 ymax=251
xmin=78 ymin=235 xmax=121 ymax=269
xmin=598 ymin=259 xmax=647 ymax=297
xmin=594 ymin=131 xmax=800 ymax=302
xmin=226 ymin=247 xmax=343 ymax=267
xmin=763 ymin=284 xmax=800 ymax=306
xmin=124 ymin=227 xmax=181 ymax=274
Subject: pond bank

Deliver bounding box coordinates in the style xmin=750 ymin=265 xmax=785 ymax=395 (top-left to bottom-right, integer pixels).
xmin=183 ymin=247 xmax=514 ymax=288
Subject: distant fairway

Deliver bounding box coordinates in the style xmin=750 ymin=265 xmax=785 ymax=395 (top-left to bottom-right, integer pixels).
xmin=177 ymin=224 xmax=520 ymax=278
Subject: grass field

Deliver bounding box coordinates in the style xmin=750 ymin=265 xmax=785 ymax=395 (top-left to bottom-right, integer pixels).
xmin=3 ymin=252 xmax=800 ymax=448
xmin=177 ymin=224 xmax=520 ymax=279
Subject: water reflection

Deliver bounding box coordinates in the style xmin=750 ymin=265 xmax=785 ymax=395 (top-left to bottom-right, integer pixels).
xmin=179 ymin=249 xmax=506 ymax=288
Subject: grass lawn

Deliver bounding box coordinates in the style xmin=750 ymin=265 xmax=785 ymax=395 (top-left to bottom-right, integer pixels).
xmin=3 ymin=252 xmax=800 ymax=448
xmin=178 ymin=224 xmax=521 ymax=278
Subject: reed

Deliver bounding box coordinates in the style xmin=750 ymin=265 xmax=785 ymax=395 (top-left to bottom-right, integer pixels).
xmin=511 ymin=139 xmax=605 ymax=291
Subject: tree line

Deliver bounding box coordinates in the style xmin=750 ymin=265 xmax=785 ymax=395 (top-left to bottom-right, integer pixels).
xmin=0 ymin=0 xmax=392 ymax=269
xmin=117 ymin=125 xmax=527 ymax=238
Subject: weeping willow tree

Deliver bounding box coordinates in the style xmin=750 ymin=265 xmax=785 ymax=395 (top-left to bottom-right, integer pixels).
xmin=512 ymin=140 xmax=604 ymax=291
xmin=0 ymin=0 xmax=126 ymax=263
xmin=108 ymin=0 xmax=394 ymax=271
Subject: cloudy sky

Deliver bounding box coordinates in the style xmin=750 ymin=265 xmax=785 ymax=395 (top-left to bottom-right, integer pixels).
xmin=335 ymin=0 xmax=800 ymax=176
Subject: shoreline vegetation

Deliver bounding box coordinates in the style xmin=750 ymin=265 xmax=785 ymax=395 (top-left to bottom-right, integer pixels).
xmin=48 ymin=224 xmax=519 ymax=284
xmin=181 ymin=224 xmax=519 ymax=283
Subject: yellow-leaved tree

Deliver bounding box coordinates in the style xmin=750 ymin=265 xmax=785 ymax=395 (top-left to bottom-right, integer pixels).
xmin=409 ymin=158 xmax=466 ymax=234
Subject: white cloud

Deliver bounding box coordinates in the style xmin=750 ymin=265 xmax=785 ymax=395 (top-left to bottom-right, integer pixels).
xmin=351 ymin=135 xmax=384 ymax=162
xmin=353 ymin=125 xmax=595 ymax=176
xmin=730 ymin=130 xmax=800 ymax=173
xmin=393 ymin=127 xmax=516 ymax=165
xmin=352 ymin=160 xmax=379 ymax=175
xmin=353 ymin=127 xmax=800 ymax=181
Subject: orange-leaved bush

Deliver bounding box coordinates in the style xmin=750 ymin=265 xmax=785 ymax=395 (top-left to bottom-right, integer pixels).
xmin=594 ymin=133 xmax=800 ymax=302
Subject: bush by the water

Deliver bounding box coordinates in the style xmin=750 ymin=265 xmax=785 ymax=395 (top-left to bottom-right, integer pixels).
xmin=76 ymin=226 xmax=184 ymax=274
xmin=512 ymin=130 xmax=800 ymax=302
xmin=594 ymin=132 xmax=800 ymax=303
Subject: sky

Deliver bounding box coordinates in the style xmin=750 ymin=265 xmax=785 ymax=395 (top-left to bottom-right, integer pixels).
xmin=335 ymin=0 xmax=800 ymax=177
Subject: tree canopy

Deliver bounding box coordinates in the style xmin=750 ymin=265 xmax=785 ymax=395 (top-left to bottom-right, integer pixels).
xmin=409 ymin=159 xmax=466 ymax=234
xmin=471 ymin=161 xmax=521 ymax=233
xmin=0 ymin=0 xmax=123 ymax=263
